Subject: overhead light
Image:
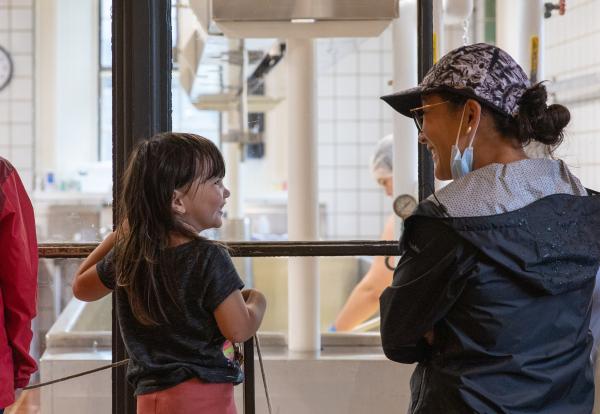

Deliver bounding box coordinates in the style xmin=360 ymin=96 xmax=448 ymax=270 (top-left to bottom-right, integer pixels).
xmin=291 ymin=18 xmax=316 ymax=24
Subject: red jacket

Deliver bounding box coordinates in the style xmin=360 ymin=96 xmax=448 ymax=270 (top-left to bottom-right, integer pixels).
xmin=0 ymin=157 xmax=37 ymax=408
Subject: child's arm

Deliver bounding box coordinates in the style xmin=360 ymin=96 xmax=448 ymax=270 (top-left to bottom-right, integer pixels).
xmin=214 ymin=288 xmax=266 ymax=343
xmin=72 ymin=232 xmax=115 ymax=301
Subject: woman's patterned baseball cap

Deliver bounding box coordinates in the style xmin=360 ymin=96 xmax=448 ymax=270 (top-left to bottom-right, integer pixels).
xmin=381 ymin=43 xmax=531 ymax=118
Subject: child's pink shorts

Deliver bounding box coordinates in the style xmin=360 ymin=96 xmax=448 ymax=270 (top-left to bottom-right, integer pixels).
xmin=137 ymin=378 xmax=236 ymax=414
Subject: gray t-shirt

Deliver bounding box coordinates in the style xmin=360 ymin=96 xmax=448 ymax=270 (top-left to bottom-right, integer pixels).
xmin=97 ymin=239 xmax=244 ymax=395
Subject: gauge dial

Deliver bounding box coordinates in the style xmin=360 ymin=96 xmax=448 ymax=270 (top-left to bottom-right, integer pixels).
xmin=393 ymin=194 xmax=417 ymax=219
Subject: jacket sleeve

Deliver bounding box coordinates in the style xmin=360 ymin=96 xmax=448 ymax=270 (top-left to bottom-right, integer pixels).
xmin=379 ymin=216 xmax=473 ymax=364
xmin=0 ymin=170 xmax=38 ymax=388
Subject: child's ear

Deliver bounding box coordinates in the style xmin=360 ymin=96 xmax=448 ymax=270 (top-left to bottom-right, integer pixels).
xmin=171 ymin=190 xmax=186 ymax=215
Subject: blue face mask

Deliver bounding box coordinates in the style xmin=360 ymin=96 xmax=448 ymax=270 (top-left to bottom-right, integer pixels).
xmin=450 ymin=145 xmax=473 ymax=179
xmin=450 ymin=104 xmax=479 ymax=180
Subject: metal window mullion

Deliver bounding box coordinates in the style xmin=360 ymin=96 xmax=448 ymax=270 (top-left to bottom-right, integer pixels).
xmin=112 ymin=1 xmax=172 ymax=413
xmin=417 ymin=0 xmax=435 ymax=201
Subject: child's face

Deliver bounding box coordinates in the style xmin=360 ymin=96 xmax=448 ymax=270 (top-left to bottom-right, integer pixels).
xmin=174 ymin=176 xmax=230 ymax=232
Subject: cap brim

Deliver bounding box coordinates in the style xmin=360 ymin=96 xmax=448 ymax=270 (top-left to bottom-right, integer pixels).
xmin=380 ymin=86 xmax=423 ymax=118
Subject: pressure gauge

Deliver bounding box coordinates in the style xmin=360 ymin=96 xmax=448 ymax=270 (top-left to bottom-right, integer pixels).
xmin=393 ymin=194 xmax=417 ymax=220
xmin=0 ymin=46 xmax=13 ymax=92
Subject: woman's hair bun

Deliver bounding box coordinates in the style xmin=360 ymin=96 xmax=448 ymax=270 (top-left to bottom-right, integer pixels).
xmin=516 ymin=82 xmax=570 ymax=148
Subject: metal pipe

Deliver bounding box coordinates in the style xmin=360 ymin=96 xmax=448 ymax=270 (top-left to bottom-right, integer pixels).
xmin=243 ymin=338 xmax=255 ymax=414
xmin=286 ymin=38 xmax=320 ymax=352
xmin=433 ymin=0 xmax=444 ymax=61
xmin=496 ymin=0 xmax=544 ymax=83
xmin=38 ymin=241 xmax=400 ymax=259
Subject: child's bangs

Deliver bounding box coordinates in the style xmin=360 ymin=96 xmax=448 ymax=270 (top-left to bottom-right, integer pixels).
xmin=192 ymin=140 xmax=225 ymax=184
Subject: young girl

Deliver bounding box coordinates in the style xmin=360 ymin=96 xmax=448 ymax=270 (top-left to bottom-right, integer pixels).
xmin=72 ymin=132 xmax=266 ymax=414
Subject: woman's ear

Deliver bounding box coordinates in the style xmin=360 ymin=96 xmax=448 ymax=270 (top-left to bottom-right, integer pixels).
xmin=466 ymin=99 xmax=482 ymax=132
xmin=171 ymin=190 xmax=186 ymax=215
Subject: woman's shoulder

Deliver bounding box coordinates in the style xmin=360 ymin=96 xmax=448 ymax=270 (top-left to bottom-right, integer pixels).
xmin=428 ymin=158 xmax=587 ymax=218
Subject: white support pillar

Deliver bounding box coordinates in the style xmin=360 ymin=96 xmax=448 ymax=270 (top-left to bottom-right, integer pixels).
xmin=496 ymin=0 xmax=544 ymax=82
xmin=497 ymin=0 xmax=546 ymax=158
xmin=392 ymin=0 xmax=419 ymax=237
xmin=287 ymin=38 xmax=320 ymax=353
xmin=223 ymin=40 xmax=244 ymax=220
xmin=473 ymin=0 xmax=486 ymax=44
xmin=222 ymin=41 xmax=253 ymax=285
xmin=443 ymin=0 xmax=473 ymax=54
xmin=433 ymin=0 xmax=444 ymax=63
xmin=223 ymin=142 xmax=242 ymax=218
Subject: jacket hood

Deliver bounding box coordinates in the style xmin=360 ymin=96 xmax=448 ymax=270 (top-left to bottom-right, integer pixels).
xmin=409 ymin=194 xmax=600 ymax=295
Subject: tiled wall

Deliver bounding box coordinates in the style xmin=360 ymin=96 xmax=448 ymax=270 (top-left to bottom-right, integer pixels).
xmin=0 ymin=0 xmax=34 ymax=191
xmin=317 ymin=28 xmax=395 ymax=240
xmin=545 ymin=0 xmax=600 ymax=189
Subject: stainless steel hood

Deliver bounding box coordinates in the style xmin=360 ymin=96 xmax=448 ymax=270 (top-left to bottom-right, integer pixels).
xmin=212 ymin=0 xmax=398 ymax=38
xmin=213 ymin=0 xmax=398 ymax=21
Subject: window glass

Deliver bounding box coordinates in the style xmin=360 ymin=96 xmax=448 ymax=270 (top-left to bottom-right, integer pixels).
xmin=0 ymin=0 xmax=112 ymax=410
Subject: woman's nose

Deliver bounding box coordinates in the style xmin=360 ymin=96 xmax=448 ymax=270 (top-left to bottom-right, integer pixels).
xmin=224 ymin=187 xmax=231 ymax=199
xmin=418 ymin=132 xmax=427 ymax=144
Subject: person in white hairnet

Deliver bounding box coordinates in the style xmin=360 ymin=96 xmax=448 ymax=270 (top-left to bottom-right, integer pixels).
xmin=332 ymin=135 xmax=396 ymax=332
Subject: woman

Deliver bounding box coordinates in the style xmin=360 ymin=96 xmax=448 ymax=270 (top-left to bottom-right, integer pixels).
xmin=333 ymin=135 xmax=395 ymax=332
xmin=379 ymin=43 xmax=600 ymax=413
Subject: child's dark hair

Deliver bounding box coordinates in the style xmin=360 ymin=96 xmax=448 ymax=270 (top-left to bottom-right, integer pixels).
xmin=115 ymin=132 xmax=225 ymax=326
xmin=437 ymin=82 xmax=570 ymax=152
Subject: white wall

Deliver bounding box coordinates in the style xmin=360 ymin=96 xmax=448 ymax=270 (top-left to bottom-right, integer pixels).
xmin=0 ymin=0 xmax=35 ymax=191
xmin=36 ymin=0 xmax=99 ymax=186
xmin=545 ymin=0 xmax=600 ymax=189
xmin=55 ymin=0 xmax=99 ymax=177
xmin=316 ymin=30 xmax=395 ymax=240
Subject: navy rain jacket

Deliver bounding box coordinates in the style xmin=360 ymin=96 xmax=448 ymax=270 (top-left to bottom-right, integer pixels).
xmin=381 ymin=193 xmax=600 ymax=414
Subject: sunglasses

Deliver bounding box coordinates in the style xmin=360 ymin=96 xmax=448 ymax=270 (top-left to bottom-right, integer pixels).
xmin=409 ymin=100 xmax=449 ymax=132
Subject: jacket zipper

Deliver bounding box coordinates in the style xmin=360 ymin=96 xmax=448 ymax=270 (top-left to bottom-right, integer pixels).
xmin=412 ymin=366 xmax=428 ymax=413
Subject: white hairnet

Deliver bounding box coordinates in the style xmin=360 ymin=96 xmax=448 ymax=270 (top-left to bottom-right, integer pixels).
xmin=370 ymin=134 xmax=393 ymax=180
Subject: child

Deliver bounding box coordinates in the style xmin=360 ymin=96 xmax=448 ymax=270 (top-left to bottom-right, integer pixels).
xmin=72 ymin=132 xmax=266 ymax=414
